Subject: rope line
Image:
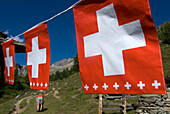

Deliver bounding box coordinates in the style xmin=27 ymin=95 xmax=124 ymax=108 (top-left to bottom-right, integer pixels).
xmin=14 ymin=0 xmax=84 ymax=38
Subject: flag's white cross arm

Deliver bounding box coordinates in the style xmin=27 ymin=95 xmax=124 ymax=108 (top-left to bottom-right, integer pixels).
xmin=5 ymin=47 xmax=13 ymax=76
xmin=84 ymin=3 xmax=146 ymax=76
xmin=27 ymin=37 xmax=46 ymax=78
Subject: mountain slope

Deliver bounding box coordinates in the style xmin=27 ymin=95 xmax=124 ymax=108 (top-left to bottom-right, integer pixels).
xmin=50 ymin=58 xmax=74 ymax=74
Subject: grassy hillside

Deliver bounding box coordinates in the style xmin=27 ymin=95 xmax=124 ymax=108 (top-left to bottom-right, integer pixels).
xmin=157 ymin=21 xmax=170 ymax=77
xmin=22 ymin=73 xmax=98 ymax=114
xmin=157 ymin=21 xmax=170 ymax=44
xmin=161 ymin=44 xmax=170 ymax=77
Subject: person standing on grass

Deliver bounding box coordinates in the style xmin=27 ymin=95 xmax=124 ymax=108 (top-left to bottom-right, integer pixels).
xmin=36 ymin=94 xmax=45 ymax=112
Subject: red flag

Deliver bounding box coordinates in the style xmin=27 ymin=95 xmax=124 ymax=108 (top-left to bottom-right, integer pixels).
xmin=24 ymin=23 xmax=50 ymax=90
xmin=73 ymin=0 xmax=166 ymax=94
xmin=2 ymin=39 xmax=15 ymax=85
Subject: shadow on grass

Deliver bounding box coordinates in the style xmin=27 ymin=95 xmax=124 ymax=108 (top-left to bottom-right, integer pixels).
xmin=41 ymin=108 xmax=48 ymax=112
xmin=37 ymin=108 xmax=48 ymax=112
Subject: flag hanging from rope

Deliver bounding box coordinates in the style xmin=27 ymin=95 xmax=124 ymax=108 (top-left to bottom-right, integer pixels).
xmin=24 ymin=23 xmax=51 ymax=90
xmin=73 ymin=0 xmax=166 ymax=94
xmin=2 ymin=39 xmax=15 ymax=85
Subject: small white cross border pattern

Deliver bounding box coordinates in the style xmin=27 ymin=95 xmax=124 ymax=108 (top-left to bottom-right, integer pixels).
xmin=137 ymin=81 xmax=145 ymax=89
xmin=6 ymin=79 xmax=14 ymax=83
xmin=102 ymin=83 xmax=108 ymax=90
xmin=29 ymin=82 xmax=48 ymax=88
xmin=84 ymin=84 xmax=89 ymax=91
xmin=113 ymin=82 xmax=119 ymax=90
xmin=84 ymin=80 xmax=162 ymax=91
xmin=93 ymin=84 xmax=98 ymax=90
xmin=152 ymin=80 xmax=161 ymax=89
xmin=125 ymin=82 xmax=131 ymax=90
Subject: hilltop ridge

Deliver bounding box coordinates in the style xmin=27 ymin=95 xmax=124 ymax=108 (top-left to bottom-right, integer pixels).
xmin=15 ymin=58 xmax=74 ymax=76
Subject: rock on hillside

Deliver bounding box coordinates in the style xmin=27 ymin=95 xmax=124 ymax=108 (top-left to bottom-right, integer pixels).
xmin=50 ymin=58 xmax=74 ymax=74
xmin=15 ymin=63 xmax=27 ymax=77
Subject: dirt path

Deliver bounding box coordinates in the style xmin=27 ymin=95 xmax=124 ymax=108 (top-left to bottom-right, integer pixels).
xmin=52 ymin=87 xmax=60 ymax=99
xmin=53 ymin=90 xmax=60 ymax=99
xmin=12 ymin=88 xmax=60 ymax=114
xmin=13 ymin=96 xmax=34 ymax=114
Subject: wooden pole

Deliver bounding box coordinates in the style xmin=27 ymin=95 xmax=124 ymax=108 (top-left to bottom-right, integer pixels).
xmin=98 ymin=94 xmax=102 ymax=114
xmin=122 ymin=94 xmax=127 ymax=114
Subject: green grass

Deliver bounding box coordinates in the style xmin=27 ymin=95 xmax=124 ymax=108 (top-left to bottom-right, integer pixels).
xmin=0 ymin=90 xmax=36 ymax=114
xmin=0 ymin=99 xmax=16 ymax=114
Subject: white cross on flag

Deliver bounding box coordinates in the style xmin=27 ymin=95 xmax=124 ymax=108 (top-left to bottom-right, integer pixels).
xmin=73 ymin=0 xmax=166 ymax=94
xmin=24 ymin=23 xmax=50 ymax=90
xmin=2 ymin=39 xmax=15 ymax=85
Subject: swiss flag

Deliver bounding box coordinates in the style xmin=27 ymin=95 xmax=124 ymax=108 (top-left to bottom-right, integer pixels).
xmin=73 ymin=0 xmax=166 ymax=94
xmin=2 ymin=39 xmax=15 ymax=85
xmin=24 ymin=23 xmax=50 ymax=90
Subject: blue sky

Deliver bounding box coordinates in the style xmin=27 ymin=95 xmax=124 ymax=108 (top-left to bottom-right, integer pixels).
xmin=0 ymin=0 xmax=169 ymax=65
